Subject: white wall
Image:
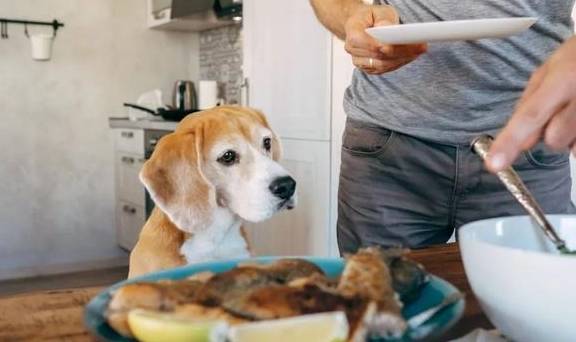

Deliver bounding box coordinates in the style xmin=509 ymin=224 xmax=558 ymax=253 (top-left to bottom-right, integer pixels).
xmin=0 ymin=0 xmax=199 ymax=280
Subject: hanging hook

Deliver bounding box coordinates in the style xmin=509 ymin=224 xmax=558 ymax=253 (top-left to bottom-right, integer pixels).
xmin=1 ymin=21 xmax=6 ymax=39
xmin=24 ymin=23 xmax=29 ymax=38
xmin=51 ymin=19 xmax=58 ymax=38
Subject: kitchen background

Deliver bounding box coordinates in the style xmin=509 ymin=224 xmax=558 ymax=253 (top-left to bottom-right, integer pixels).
xmin=1 ymin=1 xmax=575 ymax=282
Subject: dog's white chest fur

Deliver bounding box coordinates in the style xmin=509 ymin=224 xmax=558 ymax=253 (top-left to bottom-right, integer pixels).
xmin=179 ymin=207 xmax=250 ymax=264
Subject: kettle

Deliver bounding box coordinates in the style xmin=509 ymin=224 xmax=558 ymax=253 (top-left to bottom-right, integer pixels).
xmin=172 ymin=80 xmax=197 ymax=111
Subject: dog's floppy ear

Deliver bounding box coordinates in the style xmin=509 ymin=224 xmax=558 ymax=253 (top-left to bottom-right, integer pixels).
xmin=139 ymin=131 xmax=216 ymax=233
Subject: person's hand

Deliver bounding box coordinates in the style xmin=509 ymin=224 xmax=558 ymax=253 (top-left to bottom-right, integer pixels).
xmin=487 ymin=36 xmax=576 ymax=172
xmin=344 ymin=5 xmax=427 ymax=75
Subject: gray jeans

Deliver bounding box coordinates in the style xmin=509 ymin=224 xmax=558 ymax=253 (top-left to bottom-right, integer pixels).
xmin=338 ymin=118 xmax=575 ymax=254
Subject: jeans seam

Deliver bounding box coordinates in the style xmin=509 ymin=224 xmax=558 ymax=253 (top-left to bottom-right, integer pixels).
xmin=448 ymin=146 xmax=461 ymax=230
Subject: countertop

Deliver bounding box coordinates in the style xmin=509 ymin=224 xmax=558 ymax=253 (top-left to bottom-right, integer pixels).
xmin=0 ymin=244 xmax=492 ymax=341
xmin=108 ymin=117 xmax=178 ymax=131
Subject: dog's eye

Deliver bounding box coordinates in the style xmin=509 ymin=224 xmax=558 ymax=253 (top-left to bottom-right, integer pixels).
xmin=263 ymin=137 xmax=272 ymax=152
xmin=218 ymin=150 xmax=238 ymax=166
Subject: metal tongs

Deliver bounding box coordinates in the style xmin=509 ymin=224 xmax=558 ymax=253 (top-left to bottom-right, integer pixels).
xmin=471 ymin=135 xmax=575 ymax=255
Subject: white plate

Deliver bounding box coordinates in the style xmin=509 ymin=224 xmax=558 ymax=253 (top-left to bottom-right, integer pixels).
xmin=366 ymin=17 xmax=537 ymax=44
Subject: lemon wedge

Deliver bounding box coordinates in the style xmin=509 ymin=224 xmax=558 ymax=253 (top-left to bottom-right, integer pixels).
xmin=127 ymin=309 xmax=228 ymax=342
xmin=228 ymin=311 xmax=349 ymax=342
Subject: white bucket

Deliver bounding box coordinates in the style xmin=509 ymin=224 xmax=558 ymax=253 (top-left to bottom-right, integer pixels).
xmin=30 ymin=34 xmax=54 ymax=61
xmin=198 ymin=80 xmax=219 ymax=109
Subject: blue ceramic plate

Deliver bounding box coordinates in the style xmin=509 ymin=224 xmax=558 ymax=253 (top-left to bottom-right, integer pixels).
xmin=85 ymin=257 xmax=464 ymax=341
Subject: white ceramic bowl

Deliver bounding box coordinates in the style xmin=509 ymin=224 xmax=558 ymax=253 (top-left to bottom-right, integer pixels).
xmin=459 ymin=215 xmax=576 ymax=342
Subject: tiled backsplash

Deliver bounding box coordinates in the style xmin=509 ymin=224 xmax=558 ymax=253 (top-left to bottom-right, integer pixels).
xmin=199 ymin=24 xmax=243 ymax=105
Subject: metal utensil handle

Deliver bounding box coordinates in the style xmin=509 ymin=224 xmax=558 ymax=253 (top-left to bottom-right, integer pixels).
xmin=471 ymin=135 xmax=567 ymax=250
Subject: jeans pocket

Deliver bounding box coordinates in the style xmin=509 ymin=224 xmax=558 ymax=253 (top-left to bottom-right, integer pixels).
xmin=521 ymin=143 xmax=570 ymax=169
xmin=342 ymin=118 xmax=395 ymax=157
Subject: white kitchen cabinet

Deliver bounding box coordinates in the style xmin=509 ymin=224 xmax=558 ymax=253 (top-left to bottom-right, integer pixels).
xmin=245 ymin=139 xmax=332 ymax=256
xmin=243 ymin=0 xmax=332 ymax=141
xmin=242 ymin=0 xmax=339 ymax=257
xmin=114 ymin=128 xmax=144 ymax=155
xmin=116 ymin=201 xmax=146 ymax=251
xmin=110 ymin=122 xmax=177 ymax=251
xmin=115 ymin=152 xmax=146 ymax=205
xmin=112 ymin=127 xmax=147 ymax=251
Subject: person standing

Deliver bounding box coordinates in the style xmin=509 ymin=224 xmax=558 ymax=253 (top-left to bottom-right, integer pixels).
xmin=310 ymin=0 xmax=576 ymax=253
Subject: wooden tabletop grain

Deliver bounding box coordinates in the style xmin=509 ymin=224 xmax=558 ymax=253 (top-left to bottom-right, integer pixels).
xmin=0 ymin=244 xmax=492 ymax=341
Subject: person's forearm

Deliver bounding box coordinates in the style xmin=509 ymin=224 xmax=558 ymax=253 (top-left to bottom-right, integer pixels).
xmin=310 ymin=0 xmax=365 ymax=39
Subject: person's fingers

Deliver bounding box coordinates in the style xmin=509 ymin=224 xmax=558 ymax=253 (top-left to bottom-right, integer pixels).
xmin=352 ymin=56 xmax=376 ymax=69
xmin=380 ymin=43 xmax=428 ymax=58
xmin=486 ymin=65 xmax=550 ymax=172
xmin=508 ymin=36 xmax=576 ymax=162
xmin=486 ymin=130 xmax=541 ymax=173
xmin=486 ymin=69 xmax=570 ymax=172
xmin=348 ymin=42 xmax=427 ymax=60
xmin=345 ymin=45 xmax=385 ymax=58
xmin=345 ymin=5 xmax=426 ymax=71
xmin=345 ymin=29 xmax=382 ymax=56
xmin=378 ymin=57 xmax=417 ymax=73
xmin=372 ymin=5 xmax=400 ymax=26
xmin=345 ymin=6 xmax=401 ymax=62
xmin=345 ymin=12 xmax=384 ymax=56
xmin=353 ymin=56 xmax=416 ymax=74
xmin=544 ymin=100 xmax=576 ymax=151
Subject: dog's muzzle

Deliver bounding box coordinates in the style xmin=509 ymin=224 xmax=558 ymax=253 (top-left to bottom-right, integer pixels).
xmin=270 ymin=176 xmax=296 ymax=210
xmin=269 ymin=176 xmax=296 ymax=200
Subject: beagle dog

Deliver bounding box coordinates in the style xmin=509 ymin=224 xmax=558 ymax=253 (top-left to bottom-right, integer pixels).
xmin=128 ymin=106 xmax=296 ymax=278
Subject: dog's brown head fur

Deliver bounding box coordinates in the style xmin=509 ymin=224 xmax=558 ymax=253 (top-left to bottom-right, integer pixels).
xmin=140 ymin=106 xmax=292 ymax=234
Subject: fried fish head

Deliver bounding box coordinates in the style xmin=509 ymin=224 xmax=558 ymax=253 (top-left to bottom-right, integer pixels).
xmin=338 ymin=247 xmax=407 ymax=338
xmin=338 ymin=247 xmax=397 ymax=306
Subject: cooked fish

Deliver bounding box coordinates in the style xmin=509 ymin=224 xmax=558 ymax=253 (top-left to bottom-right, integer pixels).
xmin=238 ymin=258 xmax=325 ymax=282
xmin=287 ymin=272 xmax=338 ymax=292
xmin=105 ymin=253 xmax=420 ymax=340
xmin=222 ymin=283 xmax=374 ymax=338
xmin=338 ymin=247 xmax=407 ymax=338
xmin=381 ymin=249 xmax=429 ymax=303
xmin=257 ymin=258 xmax=325 ymax=281
xmin=106 ymin=280 xmax=204 ymax=337
xmin=194 ymin=267 xmax=279 ymax=306
xmin=195 ymin=259 xmax=324 ymax=306
xmin=172 ymin=303 xmax=248 ymax=325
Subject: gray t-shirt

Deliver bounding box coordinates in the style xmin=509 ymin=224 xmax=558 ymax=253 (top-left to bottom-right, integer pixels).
xmin=344 ymin=0 xmax=575 ymax=144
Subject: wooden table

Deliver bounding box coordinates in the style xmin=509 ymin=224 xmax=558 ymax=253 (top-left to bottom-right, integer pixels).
xmin=0 ymin=244 xmax=492 ymax=341
xmin=409 ymin=244 xmax=493 ymax=339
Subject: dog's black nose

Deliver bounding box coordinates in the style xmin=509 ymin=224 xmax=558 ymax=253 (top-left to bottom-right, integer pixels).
xmin=269 ymin=176 xmax=296 ymax=200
